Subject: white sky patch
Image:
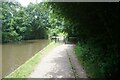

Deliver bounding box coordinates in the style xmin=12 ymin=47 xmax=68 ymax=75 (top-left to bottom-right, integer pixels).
xmin=17 ymin=0 xmax=43 ymax=7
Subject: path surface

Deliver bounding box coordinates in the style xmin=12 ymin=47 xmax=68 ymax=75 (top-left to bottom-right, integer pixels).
xmin=28 ymin=44 xmax=87 ymax=78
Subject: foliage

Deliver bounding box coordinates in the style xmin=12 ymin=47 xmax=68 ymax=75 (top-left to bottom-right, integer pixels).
xmin=47 ymin=5 xmax=66 ymax=36
xmin=1 ymin=2 xmax=120 ymax=79
xmin=50 ymin=2 xmax=120 ymax=79
xmin=1 ymin=2 xmax=52 ymax=43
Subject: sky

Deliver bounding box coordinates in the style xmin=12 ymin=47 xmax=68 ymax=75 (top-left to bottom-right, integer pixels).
xmin=17 ymin=0 xmax=35 ymax=7
xmin=17 ymin=0 xmax=43 ymax=7
xmin=2 ymin=0 xmax=43 ymax=7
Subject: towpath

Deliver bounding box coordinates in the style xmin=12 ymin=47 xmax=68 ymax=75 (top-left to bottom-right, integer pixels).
xmin=28 ymin=43 xmax=87 ymax=78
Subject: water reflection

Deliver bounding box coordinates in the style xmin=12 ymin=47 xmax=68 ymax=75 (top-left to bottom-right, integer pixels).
xmin=2 ymin=39 xmax=50 ymax=77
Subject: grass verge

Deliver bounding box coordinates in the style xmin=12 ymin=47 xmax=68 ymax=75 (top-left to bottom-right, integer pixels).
xmin=74 ymin=43 xmax=104 ymax=78
xmin=4 ymin=42 xmax=60 ymax=78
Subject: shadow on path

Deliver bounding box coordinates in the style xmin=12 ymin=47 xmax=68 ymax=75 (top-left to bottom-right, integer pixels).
xmin=28 ymin=43 xmax=87 ymax=78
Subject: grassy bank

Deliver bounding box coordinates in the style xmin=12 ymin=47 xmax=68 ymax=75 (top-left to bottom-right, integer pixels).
xmin=4 ymin=42 xmax=60 ymax=78
xmin=75 ymin=41 xmax=119 ymax=80
xmin=75 ymin=42 xmax=105 ymax=78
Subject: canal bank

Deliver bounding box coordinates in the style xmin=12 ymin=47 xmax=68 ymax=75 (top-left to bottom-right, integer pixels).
xmin=2 ymin=39 xmax=50 ymax=77
xmin=4 ymin=41 xmax=61 ymax=78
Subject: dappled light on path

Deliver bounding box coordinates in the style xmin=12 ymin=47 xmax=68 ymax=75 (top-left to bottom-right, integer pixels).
xmin=28 ymin=44 xmax=87 ymax=78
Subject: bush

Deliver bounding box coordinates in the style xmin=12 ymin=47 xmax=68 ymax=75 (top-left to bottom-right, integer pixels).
xmin=75 ymin=42 xmax=119 ymax=79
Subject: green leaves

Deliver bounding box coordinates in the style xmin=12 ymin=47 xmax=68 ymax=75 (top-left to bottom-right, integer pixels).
xmin=1 ymin=2 xmax=51 ymax=42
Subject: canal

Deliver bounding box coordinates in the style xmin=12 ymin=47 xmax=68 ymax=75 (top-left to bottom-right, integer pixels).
xmin=1 ymin=39 xmax=50 ymax=77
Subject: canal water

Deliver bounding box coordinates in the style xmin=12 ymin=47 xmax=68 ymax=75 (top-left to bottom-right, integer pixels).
xmin=1 ymin=39 xmax=50 ymax=77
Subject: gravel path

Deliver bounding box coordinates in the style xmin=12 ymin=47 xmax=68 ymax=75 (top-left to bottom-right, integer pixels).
xmin=28 ymin=44 xmax=87 ymax=78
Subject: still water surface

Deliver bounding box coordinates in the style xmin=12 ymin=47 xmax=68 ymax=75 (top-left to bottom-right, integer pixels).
xmin=2 ymin=39 xmax=50 ymax=77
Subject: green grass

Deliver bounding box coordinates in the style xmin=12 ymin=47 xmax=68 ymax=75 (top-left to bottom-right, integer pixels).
xmin=4 ymin=42 xmax=60 ymax=78
xmin=75 ymin=44 xmax=104 ymax=78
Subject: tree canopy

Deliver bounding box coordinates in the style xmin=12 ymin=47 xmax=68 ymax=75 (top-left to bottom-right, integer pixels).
xmin=1 ymin=1 xmax=120 ymax=79
xmin=48 ymin=2 xmax=120 ymax=79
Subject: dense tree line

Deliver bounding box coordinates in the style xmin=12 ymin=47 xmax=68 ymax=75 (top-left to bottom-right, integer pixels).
xmin=49 ymin=2 xmax=120 ymax=79
xmin=1 ymin=2 xmax=51 ymax=43
xmin=1 ymin=2 xmax=66 ymax=43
